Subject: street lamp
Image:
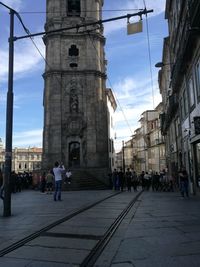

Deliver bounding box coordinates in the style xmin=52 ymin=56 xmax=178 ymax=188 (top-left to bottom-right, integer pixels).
xmin=155 ymin=62 xmax=171 ymax=68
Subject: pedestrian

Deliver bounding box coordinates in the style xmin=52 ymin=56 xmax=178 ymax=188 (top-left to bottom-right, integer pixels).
xmin=179 ymin=168 xmax=189 ymax=197
xmin=152 ymin=172 xmax=160 ymax=191
xmin=125 ymin=168 xmax=132 ymax=192
xmin=131 ymin=171 xmax=138 ymax=191
xmin=118 ymin=168 xmax=125 ymax=192
xmin=112 ymin=169 xmax=119 ymax=190
xmin=53 ymin=161 xmax=65 ymax=201
xmin=140 ymin=171 xmax=145 ymax=189
xmin=45 ymin=170 xmax=54 ymax=194
xmin=144 ymin=172 xmax=151 ymax=190
xmin=65 ymin=169 xmax=72 ymax=184
xmin=16 ymin=173 xmax=22 ymax=192
xmin=40 ymin=172 xmax=46 ymax=193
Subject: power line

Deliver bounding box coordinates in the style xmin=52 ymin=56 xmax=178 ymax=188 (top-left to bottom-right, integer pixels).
xmin=13 ymin=8 xmax=153 ymax=142
xmin=87 ymin=31 xmax=134 ymax=137
xmin=14 ymin=9 xmax=153 ymax=40
xmin=143 ymin=0 xmax=155 ymax=109
xmin=18 ymin=9 xmax=144 ymax=14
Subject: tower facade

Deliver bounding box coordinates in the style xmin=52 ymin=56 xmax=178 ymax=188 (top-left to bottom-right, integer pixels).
xmin=43 ymin=0 xmax=109 ymax=178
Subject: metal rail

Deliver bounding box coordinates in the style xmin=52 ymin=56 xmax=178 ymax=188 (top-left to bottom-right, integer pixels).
xmin=0 ymin=192 xmax=120 ymax=257
xmin=80 ymin=190 xmax=143 ymax=267
xmin=0 ymin=190 xmax=143 ymax=266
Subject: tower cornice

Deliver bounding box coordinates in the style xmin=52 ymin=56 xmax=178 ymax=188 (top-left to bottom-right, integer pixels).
xmin=43 ymin=70 xmax=107 ymax=79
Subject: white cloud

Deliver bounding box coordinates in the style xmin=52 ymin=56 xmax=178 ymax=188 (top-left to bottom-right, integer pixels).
xmin=13 ymin=129 xmax=42 ymax=147
xmin=104 ymin=0 xmax=166 ymax=35
xmin=0 ymin=0 xmax=23 ymax=11
xmin=113 ymin=75 xmax=162 ymax=151
xmin=15 ymin=38 xmax=45 ymax=73
xmin=0 ymin=37 xmax=45 ymax=83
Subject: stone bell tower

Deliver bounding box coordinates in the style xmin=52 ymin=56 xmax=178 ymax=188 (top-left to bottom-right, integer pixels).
xmin=42 ymin=0 xmax=109 ymax=179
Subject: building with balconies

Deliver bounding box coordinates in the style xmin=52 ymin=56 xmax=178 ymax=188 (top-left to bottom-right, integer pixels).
xmin=127 ymin=104 xmax=166 ymax=175
xmin=158 ymin=0 xmax=200 ymax=192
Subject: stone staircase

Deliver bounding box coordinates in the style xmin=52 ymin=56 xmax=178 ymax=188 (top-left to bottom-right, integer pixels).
xmin=62 ymin=169 xmax=109 ymax=191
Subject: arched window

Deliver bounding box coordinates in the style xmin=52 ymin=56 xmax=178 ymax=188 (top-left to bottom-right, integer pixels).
xmin=69 ymin=45 xmax=79 ymax=56
xmin=69 ymin=142 xmax=80 ymax=167
xmin=67 ymin=0 xmax=80 ymax=17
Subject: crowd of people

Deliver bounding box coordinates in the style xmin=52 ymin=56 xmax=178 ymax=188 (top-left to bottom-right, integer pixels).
xmin=109 ymin=167 xmax=189 ymax=197
xmin=0 ymin=164 xmax=190 ymax=201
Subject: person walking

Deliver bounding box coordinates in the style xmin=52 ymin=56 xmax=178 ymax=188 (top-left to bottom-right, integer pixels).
xmin=179 ymin=168 xmax=189 ymax=197
xmin=53 ymin=161 xmax=65 ymax=201
xmin=125 ymin=168 xmax=132 ymax=192
xmin=46 ymin=170 xmax=54 ymax=194
xmin=112 ymin=169 xmax=119 ymax=191
xmin=118 ymin=168 xmax=125 ymax=192
xmin=131 ymin=171 xmax=138 ymax=191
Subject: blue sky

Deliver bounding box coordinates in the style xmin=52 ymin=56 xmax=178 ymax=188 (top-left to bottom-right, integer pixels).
xmin=0 ymin=0 xmax=168 ymax=151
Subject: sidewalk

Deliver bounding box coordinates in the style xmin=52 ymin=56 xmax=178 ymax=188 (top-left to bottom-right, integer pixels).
xmin=96 ymin=191 xmax=200 ymax=267
xmin=0 ymin=190 xmax=114 ymax=251
xmin=0 ymin=190 xmax=200 ymax=266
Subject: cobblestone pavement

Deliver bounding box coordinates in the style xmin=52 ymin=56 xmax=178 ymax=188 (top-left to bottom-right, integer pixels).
xmin=0 ymin=189 xmax=200 ymax=267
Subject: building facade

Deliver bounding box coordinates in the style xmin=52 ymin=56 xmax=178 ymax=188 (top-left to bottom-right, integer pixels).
xmin=43 ymin=0 xmax=111 ymax=181
xmin=158 ymin=0 xmax=200 ymax=192
xmin=115 ymin=104 xmax=166 ymax=175
xmin=106 ymin=88 xmax=117 ymax=172
xmin=0 ymin=139 xmax=42 ymax=173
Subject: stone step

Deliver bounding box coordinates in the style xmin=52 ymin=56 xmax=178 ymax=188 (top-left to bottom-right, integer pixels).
xmin=62 ymin=169 xmax=109 ymax=191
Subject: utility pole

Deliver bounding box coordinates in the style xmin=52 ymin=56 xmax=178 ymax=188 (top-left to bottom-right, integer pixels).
xmin=0 ymin=2 xmax=15 ymax=216
xmin=0 ymin=4 xmax=153 ymax=216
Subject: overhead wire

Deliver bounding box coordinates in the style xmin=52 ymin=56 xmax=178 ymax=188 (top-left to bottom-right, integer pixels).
xmin=15 ymin=9 xmax=136 ymax=139
xmin=143 ymin=0 xmax=155 ymax=109
xmin=18 ymin=9 xmax=143 ymax=14
xmin=14 ymin=10 xmax=66 ymax=101
xmin=86 ymin=30 xmax=134 ymax=138
xmin=14 ymin=8 xmax=150 ymax=142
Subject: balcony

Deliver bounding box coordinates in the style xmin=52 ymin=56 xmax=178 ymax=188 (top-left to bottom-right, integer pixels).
xmin=171 ymin=8 xmax=199 ymax=90
xmin=160 ymin=111 xmax=172 ymax=135
xmin=168 ymin=94 xmax=179 ymax=118
xmin=188 ymin=0 xmax=200 ymax=28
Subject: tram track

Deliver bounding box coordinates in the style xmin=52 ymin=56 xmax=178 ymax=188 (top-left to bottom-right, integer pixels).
xmin=0 ymin=192 xmax=120 ymax=257
xmin=80 ymin=190 xmax=143 ymax=267
xmin=0 ymin=190 xmax=143 ymax=266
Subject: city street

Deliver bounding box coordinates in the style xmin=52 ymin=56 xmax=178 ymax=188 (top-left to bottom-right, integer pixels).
xmin=0 ymin=189 xmax=200 ymax=266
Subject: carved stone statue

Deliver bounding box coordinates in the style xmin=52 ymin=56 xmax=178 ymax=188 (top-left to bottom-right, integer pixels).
xmin=70 ymin=89 xmax=78 ymax=113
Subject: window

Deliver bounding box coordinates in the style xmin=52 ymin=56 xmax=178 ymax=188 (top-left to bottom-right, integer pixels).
xmin=69 ymin=45 xmax=79 ymax=56
xmin=188 ymin=76 xmax=195 ymax=107
xmin=183 ymin=89 xmax=188 ymax=116
xmin=67 ymin=0 xmax=80 ymax=17
xmin=196 ymin=60 xmax=200 ymax=100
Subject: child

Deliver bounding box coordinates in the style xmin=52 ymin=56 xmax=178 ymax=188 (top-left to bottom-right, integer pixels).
xmin=65 ymin=169 xmax=72 ymax=184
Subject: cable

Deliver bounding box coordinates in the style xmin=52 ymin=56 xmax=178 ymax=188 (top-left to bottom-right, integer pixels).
xmin=87 ymin=31 xmax=134 ymax=137
xmin=18 ymin=9 xmax=143 ymax=14
xmin=15 ymin=9 xmax=147 ymax=141
xmin=143 ymin=0 xmax=155 ymax=109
